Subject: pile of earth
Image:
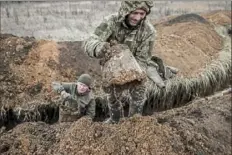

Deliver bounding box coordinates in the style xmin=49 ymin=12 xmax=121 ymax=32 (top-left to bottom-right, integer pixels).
xmin=0 ymin=36 xmax=101 ymax=107
xmin=0 ymin=93 xmax=230 ymax=154
xmin=202 ymin=10 xmax=231 ymax=26
xmin=153 ymin=12 xmax=229 ymax=77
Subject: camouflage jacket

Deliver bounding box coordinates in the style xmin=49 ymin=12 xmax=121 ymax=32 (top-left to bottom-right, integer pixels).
xmin=84 ymin=1 xmax=156 ymax=69
xmin=59 ymin=82 xmax=96 ymax=119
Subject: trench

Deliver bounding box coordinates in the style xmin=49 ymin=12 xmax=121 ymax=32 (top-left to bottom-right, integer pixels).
xmin=0 ymin=96 xmax=168 ymax=130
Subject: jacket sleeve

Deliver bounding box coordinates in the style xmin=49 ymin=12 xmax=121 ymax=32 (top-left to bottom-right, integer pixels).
xmin=135 ymin=29 xmax=156 ymax=69
xmin=86 ymin=99 xmax=96 ymax=119
xmin=83 ymin=15 xmax=115 ymax=58
xmin=60 ymin=82 xmax=74 ymax=94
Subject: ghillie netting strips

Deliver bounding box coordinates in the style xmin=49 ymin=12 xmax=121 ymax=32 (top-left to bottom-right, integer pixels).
xmin=144 ymin=56 xmax=231 ymax=113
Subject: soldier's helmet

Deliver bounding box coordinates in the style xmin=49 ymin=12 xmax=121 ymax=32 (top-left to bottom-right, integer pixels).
xmin=77 ymin=74 xmax=92 ymax=88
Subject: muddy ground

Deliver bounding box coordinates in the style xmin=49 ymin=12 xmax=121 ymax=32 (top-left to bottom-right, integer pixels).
xmin=0 ymin=11 xmax=231 ymax=154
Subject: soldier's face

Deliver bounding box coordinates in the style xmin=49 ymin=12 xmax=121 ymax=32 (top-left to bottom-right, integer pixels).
xmin=77 ymin=82 xmax=89 ymax=94
xmin=128 ymin=9 xmax=146 ymax=26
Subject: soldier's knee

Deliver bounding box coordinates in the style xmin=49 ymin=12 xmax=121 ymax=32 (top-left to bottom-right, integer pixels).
xmin=130 ymin=88 xmax=146 ymax=101
xmin=109 ymin=101 xmax=121 ymax=109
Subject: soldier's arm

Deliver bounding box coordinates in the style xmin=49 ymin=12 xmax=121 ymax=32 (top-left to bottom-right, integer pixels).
xmin=60 ymin=82 xmax=74 ymax=94
xmin=86 ymin=99 xmax=96 ymax=119
xmin=84 ymin=15 xmax=115 ymax=58
xmin=51 ymin=82 xmax=73 ymax=99
xmin=136 ymin=27 xmax=167 ymax=87
xmin=135 ymin=31 xmax=155 ymax=68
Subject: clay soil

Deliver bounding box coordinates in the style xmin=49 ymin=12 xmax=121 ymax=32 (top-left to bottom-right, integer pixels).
xmin=0 ymin=11 xmax=231 ymax=154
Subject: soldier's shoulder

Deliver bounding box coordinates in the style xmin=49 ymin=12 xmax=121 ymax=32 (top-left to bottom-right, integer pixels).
xmin=103 ymin=13 xmax=118 ymax=23
xmin=143 ymin=20 xmax=156 ymax=35
xmin=86 ymin=90 xmax=95 ymax=99
xmin=96 ymin=13 xmax=118 ymax=29
xmin=61 ymin=82 xmax=76 ymax=87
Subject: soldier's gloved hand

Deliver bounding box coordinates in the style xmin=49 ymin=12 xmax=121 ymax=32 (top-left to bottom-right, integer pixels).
xmin=71 ymin=111 xmax=80 ymax=116
xmin=61 ymin=90 xmax=71 ymax=100
xmin=95 ymin=42 xmax=110 ymax=58
xmin=51 ymin=81 xmax=65 ymax=94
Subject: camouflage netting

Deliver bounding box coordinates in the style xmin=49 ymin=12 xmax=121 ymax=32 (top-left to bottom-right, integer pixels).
xmin=0 ymin=101 xmax=59 ymax=128
xmin=144 ymin=57 xmax=231 ymax=114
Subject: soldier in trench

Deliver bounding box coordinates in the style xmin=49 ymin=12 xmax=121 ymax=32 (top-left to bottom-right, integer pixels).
xmin=52 ymin=74 xmax=96 ymax=122
xmin=84 ymin=1 xmax=178 ymax=124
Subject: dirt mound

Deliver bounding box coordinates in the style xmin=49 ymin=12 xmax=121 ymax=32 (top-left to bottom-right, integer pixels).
xmin=154 ymin=20 xmax=223 ymax=77
xmin=53 ymin=116 xmax=183 ymax=155
xmin=202 ymin=10 xmax=231 ymax=25
xmin=0 ymin=122 xmax=72 ymax=154
xmin=0 ymin=35 xmax=101 ymax=107
xmin=0 ymin=34 xmax=35 ymax=107
xmin=0 ymin=93 xmax=230 ymax=155
xmin=155 ymin=94 xmax=232 ymax=155
xmin=166 ymin=13 xmax=209 ymax=26
xmin=0 ymin=122 xmax=56 ymax=154
xmin=11 ymin=40 xmax=63 ymax=91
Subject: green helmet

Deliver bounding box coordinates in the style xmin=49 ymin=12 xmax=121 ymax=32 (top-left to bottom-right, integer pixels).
xmin=77 ymin=74 xmax=92 ymax=87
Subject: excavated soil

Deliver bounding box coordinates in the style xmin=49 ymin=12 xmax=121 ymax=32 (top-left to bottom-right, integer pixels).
xmin=0 ymin=11 xmax=231 ymax=154
xmin=153 ymin=14 xmax=224 ymax=77
xmin=0 ymin=36 xmax=101 ymax=107
xmin=202 ymin=10 xmax=231 ymax=26
xmin=0 ymin=94 xmax=230 ymax=155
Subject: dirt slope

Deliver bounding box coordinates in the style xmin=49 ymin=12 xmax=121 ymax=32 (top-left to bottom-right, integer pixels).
xmin=153 ymin=14 xmax=223 ymax=77
xmin=202 ymin=10 xmax=231 ymax=26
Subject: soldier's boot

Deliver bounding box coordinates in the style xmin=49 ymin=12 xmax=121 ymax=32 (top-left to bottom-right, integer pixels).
xmin=104 ymin=102 xmax=123 ymax=124
xmin=104 ymin=108 xmax=121 ymax=124
xmin=147 ymin=66 xmax=166 ymax=88
xmin=166 ymin=66 xmax=179 ymax=74
xmin=164 ymin=66 xmax=179 ymax=79
xmin=128 ymin=101 xmax=144 ymax=117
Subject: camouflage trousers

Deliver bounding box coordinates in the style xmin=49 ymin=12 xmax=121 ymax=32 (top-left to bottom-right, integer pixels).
xmin=104 ymin=80 xmax=147 ymax=122
xmin=59 ymin=107 xmax=79 ymax=122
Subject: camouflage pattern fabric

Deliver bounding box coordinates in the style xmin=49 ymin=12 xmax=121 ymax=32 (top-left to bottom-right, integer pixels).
xmin=84 ymin=1 xmax=155 ymax=123
xmin=104 ymin=80 xmax=147 ymax=121
xmin=84 ymin=1 xmax=177 ymax=123
xmin=84 ymin=1 xmax=156 ymax=70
